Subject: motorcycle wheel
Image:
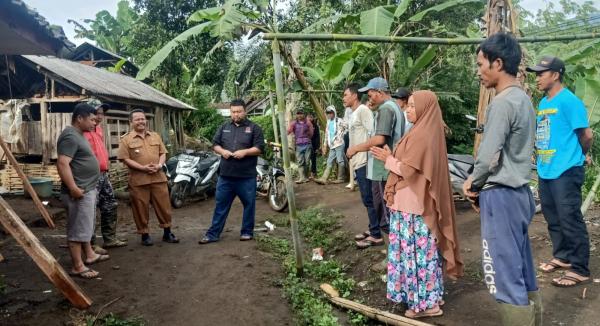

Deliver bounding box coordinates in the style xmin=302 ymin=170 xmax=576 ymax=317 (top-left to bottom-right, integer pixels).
xmin=268 ymin=175 xmax=288 ymax=212
xmin=170 ymin=181 xmax=188 ymax=209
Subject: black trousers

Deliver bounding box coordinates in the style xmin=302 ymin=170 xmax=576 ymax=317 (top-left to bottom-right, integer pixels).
xmin=539 ymin=166 xmax=590 ymax=276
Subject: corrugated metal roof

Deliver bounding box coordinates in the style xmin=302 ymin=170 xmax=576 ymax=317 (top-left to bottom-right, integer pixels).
xmin=22 ymin=55 xmax=194 ymax=110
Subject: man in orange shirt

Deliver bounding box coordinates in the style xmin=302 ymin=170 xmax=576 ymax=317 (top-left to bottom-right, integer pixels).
xmin=84 ymin=101 xmax=126 ymax=250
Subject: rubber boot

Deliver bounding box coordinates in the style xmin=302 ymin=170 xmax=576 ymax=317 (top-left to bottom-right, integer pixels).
xmin=295 ymin=168 xmax=308 ymax=184
xmin=102 ymin=212 xmax=127 ymax=248
xmin=315 ymin=165 xmax=332 ymax=185
xmin=332 ymin=164 xmax=346 ymax=184
xmin=497 ymin=301 xmax=535 ymax=326
xmin=528 ymin=291 xmax=543 ymax=326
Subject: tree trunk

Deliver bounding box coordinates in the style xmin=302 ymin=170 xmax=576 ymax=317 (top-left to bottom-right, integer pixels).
xmin=279 ymin=41 xmax=326 ymax=129
xmin=474 ymin=0 xmax=521 ymax=155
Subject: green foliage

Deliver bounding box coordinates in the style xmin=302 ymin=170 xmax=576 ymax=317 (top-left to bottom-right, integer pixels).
xmin=183 ymin=87 xmax=225 ymax=140
xmin=136 ymin=22 xmax=211 ymax=80
xmin=348 ymin=311 xmax=369 ymax=326
xmin=297 ymin=207 xmax=346 ymax=250
xmin=69 ymin=0 xmax=138 ymax=56
xmin=87 ymin=313 xmax=144 ymax=326
xmin=256 ymin=207 xmax=364 ymax=326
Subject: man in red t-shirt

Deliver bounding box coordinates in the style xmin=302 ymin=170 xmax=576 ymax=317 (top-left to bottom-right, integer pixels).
xmin=84 ymin=101 xmax=126 ymax=250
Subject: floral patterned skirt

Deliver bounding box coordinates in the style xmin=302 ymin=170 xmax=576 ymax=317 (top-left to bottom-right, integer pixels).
xmin=387 ymin=210 xmax=444 ymax=312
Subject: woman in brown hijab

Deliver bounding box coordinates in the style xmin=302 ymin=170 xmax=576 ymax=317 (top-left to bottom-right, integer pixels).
xmin=371 ymin=90 xmax=463 ymax=319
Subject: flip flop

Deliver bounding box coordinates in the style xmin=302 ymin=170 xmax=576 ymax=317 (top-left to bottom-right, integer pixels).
xmin=92 ymin=245 xmax=108 ymax=255
xmin=539 ymin=260 xmax=571 ymax=273
xmin=356 ymin=238 xmax=384 ymax=249
xmin=354 ymin=231 xmax=371 ymax=241
xmin=405 ymin=308 xmax=444 ymax=319
xmin=551 ymin=275 xmax=590 ymax=288
xmin=86 ymin=254 xmax=110 ymax=265
xmin=69 ymin=268 xmax=99 ymax=279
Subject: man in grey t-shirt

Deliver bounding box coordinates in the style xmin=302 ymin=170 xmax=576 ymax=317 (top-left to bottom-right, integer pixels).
xmin=463 ymin=33 xmax=540 ymax=326
xmin=347 ymin=77 xmax=396 ymax=249
xmin=57 ymin=103 xmax=106 ymax=279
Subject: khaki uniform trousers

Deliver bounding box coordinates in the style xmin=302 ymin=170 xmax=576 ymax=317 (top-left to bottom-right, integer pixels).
xmin=129 ymin=182 xmax=172 ymax=234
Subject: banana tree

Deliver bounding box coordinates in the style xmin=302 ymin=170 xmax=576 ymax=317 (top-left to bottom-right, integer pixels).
xmin=299 ymin=0 xmax=483 ymax=95
xmin=136 ymin=0 xmax=329 ymax=126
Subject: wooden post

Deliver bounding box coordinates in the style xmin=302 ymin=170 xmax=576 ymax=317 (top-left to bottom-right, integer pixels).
xmin=40 ymin=101 xmax=49 ymax=164
xmin=0 ymin=196 xmax=92 ymax=308
xmin=0 ymin=135 xmax=55 ymax=228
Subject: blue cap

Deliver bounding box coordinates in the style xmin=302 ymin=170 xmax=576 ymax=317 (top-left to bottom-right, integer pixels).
xmin=358 ymin=77 xmax=389 ymax=93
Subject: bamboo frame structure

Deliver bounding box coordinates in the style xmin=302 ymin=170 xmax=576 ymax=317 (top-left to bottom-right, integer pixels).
xmin=263 ymin=32 xmax=599 ymax=44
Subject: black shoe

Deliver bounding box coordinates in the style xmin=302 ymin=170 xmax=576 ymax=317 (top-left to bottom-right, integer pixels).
xmin=141 ymin=236 xmax=154 ymax=246
xmin=163 ymin=232 xmax=180 ymax=243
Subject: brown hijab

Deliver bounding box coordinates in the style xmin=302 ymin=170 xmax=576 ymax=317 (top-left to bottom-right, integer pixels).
xmin=384 ymin=90 xmax=463 ymax=279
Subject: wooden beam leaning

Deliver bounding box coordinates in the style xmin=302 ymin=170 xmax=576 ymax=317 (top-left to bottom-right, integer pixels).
xmin=0 ymin=196 xmax=92 ymax=308
xmin=320 ymin=284 xmax=433 ymax=326
xmin=0 ymin=135 xmax=55 ymax=228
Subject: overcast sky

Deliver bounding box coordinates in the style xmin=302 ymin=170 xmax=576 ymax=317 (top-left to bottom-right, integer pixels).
xmin=24 ymin=0 xmax=587 ymax=46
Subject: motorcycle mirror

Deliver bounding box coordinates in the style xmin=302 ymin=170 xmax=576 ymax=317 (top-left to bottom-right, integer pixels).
xmin=465 ymin=114 xmax=477 ymax=121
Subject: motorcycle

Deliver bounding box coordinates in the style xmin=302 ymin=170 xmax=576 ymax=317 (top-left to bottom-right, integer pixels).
xmin=166 ymin=150 xmax=220 ymax=208
xmin=448 ymin=115 xmax=541 ymax=213
xmin=256 ymin=142 xmax=288 ymax=212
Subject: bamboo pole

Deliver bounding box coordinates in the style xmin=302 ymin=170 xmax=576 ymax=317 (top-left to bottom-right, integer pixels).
xmin=320 ymin=284 xmax=434 ymax=326
xmin=262 ymin=32 xmax=599 ymax=44
xmin=269 ymin=92 xmax=280 ymax=144
xmin=581 ymin=166 xmax=600 ymax=216
xmin=272 ymin=39 xmax=304 ymax=276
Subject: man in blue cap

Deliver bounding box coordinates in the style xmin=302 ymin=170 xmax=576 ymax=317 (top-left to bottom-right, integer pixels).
xmin=347 ymin=77 xmax=399 ymax=249
xmin=527 ymin=55 xmax=593 ymax=288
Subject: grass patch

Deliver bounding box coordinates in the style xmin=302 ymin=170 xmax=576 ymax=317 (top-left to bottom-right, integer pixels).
xmin=256 ymin=207 xmax=359 ymax=326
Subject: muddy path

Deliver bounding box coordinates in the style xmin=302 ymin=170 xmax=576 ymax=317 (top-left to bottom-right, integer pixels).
xmin=1 ymin=181 xmax=599 ymax=325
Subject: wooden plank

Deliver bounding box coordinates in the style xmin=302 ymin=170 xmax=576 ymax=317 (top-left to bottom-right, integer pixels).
xmin=29 ymin=122 xmax=42 ymax=155
xmin=0 ymin=136 xmax=55 ymax=228
xmin=0 ymin=196 xmax=92 ymax=308
xmin=40 ymin=102 xmax=49 ymax=164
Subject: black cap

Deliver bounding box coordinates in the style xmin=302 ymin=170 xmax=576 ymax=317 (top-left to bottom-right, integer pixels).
xmin=296 ymin=109 xmax=305 ymax=114
xmin=392 ymin=87 xmax=410 ymax=99
xmin=526 ymin=56 xmax=565 ymax=74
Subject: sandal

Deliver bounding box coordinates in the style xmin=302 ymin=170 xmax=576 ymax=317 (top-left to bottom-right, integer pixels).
xmin=103 ymin=239 xmax=127 ymax=248
xmin=551 ymin=274 xmax=590 ymax=288
xmin=405 ymin=307 xmax=443 ymax=319
xmin=354 ymin=231 xmax=370 ymax=241
xmin=356 ymin=237 xmax=384 ymax=249
xmin=86 ymin=254 xmax=110 ymax=265
xmin=539 ymin=260 xmax=571 ymax=273
xmin=69 ymin=268 xmax=99 ymax=279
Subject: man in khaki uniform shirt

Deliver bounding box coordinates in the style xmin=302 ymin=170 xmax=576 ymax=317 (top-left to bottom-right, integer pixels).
xmin=118 ymin=109 xmax=179 ymax=246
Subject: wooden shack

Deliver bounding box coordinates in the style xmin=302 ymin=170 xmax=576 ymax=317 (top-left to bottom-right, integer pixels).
xmin=0 ymin=55 xmax=195 ymax=192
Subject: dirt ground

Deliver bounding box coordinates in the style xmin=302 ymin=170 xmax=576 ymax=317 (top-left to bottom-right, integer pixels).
xmin=0 ymin=182 xmax=599 ymax=326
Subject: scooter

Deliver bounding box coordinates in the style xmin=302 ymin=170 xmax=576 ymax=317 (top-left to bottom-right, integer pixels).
xmin=256 ymin=141 xmax=288 ymax=212
xmin=166 ymin=150 xmax=220 ymax=208
xmin=448 ymin=115 xmax=541 ymax=213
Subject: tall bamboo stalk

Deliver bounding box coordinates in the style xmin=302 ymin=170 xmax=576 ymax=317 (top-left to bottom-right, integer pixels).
xmin=272 ymin=38 xmax=304 ymax=276
xmin=269 ymin=91 xmax=280 ymax=144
